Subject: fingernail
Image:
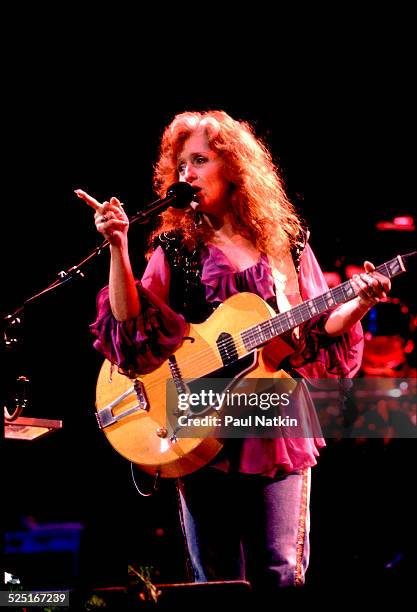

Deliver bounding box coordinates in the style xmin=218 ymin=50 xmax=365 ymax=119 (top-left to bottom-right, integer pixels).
xmin=74 ymin=189 xmax=82 ymax=197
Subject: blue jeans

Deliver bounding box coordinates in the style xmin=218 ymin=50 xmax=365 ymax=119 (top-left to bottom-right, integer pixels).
xmin=178 ymin=467 xmax=311 ymax=591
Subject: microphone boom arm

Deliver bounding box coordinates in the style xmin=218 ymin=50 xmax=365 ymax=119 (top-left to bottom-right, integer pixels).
xmin=2 ymin=182 xmax=196 ymax=337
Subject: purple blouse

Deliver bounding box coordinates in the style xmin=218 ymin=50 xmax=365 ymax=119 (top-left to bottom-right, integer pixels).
xmin=91 ymin=243 xmax=363 ymax=476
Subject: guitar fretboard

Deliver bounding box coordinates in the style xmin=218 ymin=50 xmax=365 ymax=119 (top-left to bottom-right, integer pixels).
xmin=241 ymin=255 xmax=406 ymax=351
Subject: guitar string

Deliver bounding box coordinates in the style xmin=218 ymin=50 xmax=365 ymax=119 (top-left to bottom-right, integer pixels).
xmin=117 ymin=284 xmax=358 ymax=400
xmin=178 ymin=279 xmax=367 ymax=374
xmin=118 ymin=269 xmax=394 ymax=393
xmin=107 ymin=264 xmax=399 ymax=403
xmin=103 ymin=261 xmax=399 ymax=405
xmin=154 ymin=303 xmax=306 ymax=378
xmin=108 ymin=335 xmax=250 ymax=405
xmin=142 ymin=266 xmax=400 ymax=396
xmin=146 ymin=285 xmax=348 ymax=377
xmin=135 ymin=284 xmax=358 ymax=395
xmin=140 ymin=313 xmax=298 ymax=396
xmin=126 ymin=260 xmax=397 ymax=392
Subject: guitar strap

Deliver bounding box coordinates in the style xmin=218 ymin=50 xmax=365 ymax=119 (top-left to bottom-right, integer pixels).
xmin=270 ymin=256 xmax=301 ymax=337
xmin=269 ymin=229 xmax=309 ymax=338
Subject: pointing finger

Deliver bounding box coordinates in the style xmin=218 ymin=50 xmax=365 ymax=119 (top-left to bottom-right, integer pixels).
xmin=74 ymin=189 xmax=103 ymax=211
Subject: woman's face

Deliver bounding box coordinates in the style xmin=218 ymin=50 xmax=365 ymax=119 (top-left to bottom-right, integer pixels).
xmin=177 ymin=129 xmax=231 ymax=216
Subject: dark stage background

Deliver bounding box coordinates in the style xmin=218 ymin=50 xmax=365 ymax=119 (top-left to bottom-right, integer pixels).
xmin=2 ymin=63 xmax=416 ymax=603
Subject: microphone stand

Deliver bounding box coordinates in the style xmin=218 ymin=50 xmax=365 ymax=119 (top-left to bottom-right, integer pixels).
xmin=2 ymin=195 xmax=176 ymax=428
xmin=2 ymin=193 xmax=174 ymax=342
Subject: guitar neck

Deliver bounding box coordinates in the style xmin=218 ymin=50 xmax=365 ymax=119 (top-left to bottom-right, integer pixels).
xmin=241 ymin=254 xmax=409 ymax=352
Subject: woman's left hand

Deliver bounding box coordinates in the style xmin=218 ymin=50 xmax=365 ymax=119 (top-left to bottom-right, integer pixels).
xmin=351 ymin=261 xmax=391 ymax=308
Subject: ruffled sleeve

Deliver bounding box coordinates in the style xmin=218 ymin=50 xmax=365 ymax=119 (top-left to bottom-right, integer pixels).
xmin=90 ymin=247 xmax=187 ymax=375
xmin=289 ymin=244 xmax=364 ymax=378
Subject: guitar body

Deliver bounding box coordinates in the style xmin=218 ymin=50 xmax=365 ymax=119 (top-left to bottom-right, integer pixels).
xmin=95 ymin=293 xmax=294 ymax=478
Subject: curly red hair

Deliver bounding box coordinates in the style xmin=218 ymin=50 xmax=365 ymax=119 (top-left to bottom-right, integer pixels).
xmin=148 ymin=110 xmax=303 ymax=258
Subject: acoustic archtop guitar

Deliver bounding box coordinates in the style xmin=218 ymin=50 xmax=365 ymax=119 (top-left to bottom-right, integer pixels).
xmin=95 ymin=252 xmax=415 ymax=478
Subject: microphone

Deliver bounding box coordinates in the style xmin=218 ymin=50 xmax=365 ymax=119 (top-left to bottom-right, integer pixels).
xmin=130 ymin=182 xmax=195 ymax=224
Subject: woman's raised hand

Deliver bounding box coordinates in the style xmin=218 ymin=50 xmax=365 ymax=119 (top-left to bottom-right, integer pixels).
xmin=75 ymin=189 xmax=129 ymax=247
